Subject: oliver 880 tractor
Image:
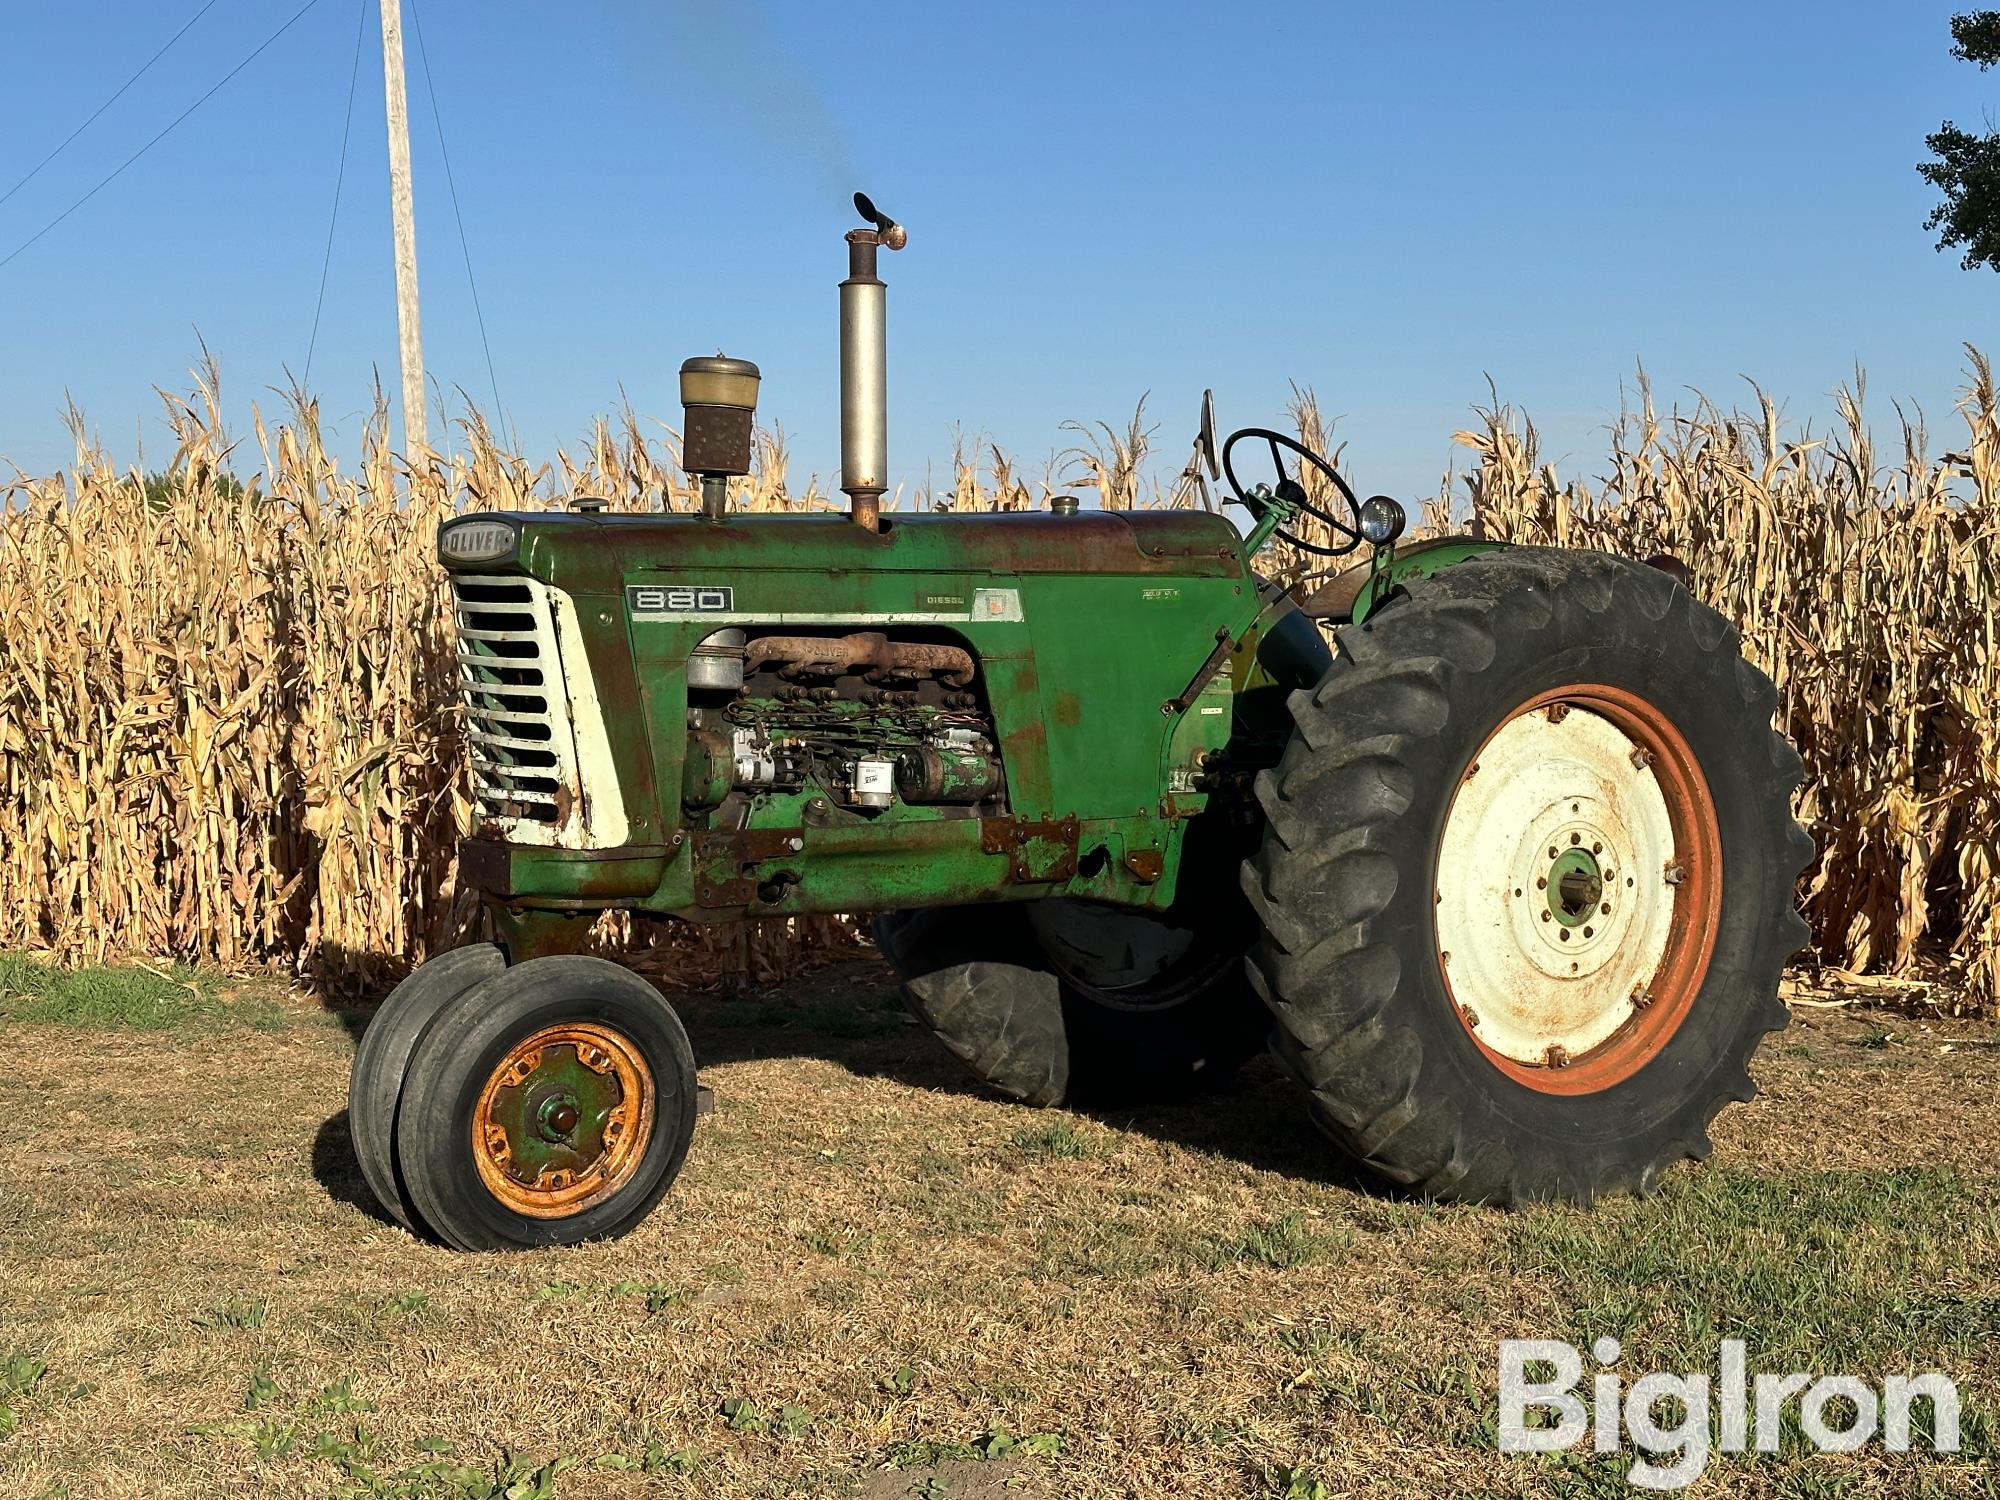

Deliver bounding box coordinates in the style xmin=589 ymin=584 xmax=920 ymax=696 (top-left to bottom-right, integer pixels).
xmin=348 ymin=197 xmax=1813 ymax=1250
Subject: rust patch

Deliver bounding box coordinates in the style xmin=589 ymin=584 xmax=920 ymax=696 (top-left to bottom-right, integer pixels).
xmin=1051 ymin=692 xmax=1082 ymax=729
xmin=744 ymin=632 xmax=974 ymax=686
xmin=690 ymin=827 xmax=809 ymax=908
xmin=979 ymin=814 xmax=1080 ymax=883
xmin=1122 ymin=848 xmax=1165 ymax=883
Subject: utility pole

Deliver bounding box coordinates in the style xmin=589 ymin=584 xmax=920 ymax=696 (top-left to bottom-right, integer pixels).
xmin=378 ymin=0 xmax=425 ymax=452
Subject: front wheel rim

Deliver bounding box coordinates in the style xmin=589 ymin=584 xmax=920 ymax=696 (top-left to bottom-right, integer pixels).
xmin=472 ymin=1022 xmax=654 ymax=1218
xmin=1434 ymin=684 xmax=1722 ymax=1095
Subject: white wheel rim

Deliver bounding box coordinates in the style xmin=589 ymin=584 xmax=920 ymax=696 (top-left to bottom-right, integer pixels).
xmin=1435 ymin=701 xmax=1680 ymax=1070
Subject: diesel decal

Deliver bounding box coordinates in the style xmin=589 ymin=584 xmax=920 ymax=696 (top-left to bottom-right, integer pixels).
xmin=628 ymin=584 xmax=735 ymax=615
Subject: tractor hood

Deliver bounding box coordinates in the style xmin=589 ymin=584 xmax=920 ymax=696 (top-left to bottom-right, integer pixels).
xmin=439 ymin=509 xmax=1249 ymax=593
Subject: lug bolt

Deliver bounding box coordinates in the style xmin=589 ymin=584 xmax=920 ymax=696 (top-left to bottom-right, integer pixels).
xmin=1537 ymin=876 xmax=1548 ymax=890
xmin=1664 ymin=861 xmax=1688 ymax=886
xmin=1583 ymin=926 xmax=1594 ymax=938
xmin=1631 ymin=746 xmax=1655 ymax=770
xmin=1545 ymin=1045 xmax=1572 ymax=1068
xmin=1547 ymin=703 xmax=1571 ymax=724
xmin=1570 ymin=832 xmax=1582 ymax=845
xmin=1631 ymin=987 xmax=1654 ymax=1009
xmin=1465 ymin=761 xmax=1481 ymax=779
xmin=1592 ymin=841 xmax=1602 ymax=854
xmin=1600 ymin=902 xmax=1612 ymax=915
xmin=1541 ymin=910 xmax=1552 ymax=923
xmin=1462 ymin=1006 xmax=1481 ymax=1028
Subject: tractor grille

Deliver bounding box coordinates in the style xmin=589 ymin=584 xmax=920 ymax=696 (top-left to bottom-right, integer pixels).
xmin=450 ymin=573 xmax=627 ymax=849
xmin=453 ymin=575 xmax=568 ymax=833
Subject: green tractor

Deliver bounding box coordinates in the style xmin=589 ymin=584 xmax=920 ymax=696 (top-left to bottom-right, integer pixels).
xmin=349 ymin=196 xmax=1813 ymax=1249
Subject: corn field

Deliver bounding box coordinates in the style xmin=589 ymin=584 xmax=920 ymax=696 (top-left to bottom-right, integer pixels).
xmin=1 ymin=354 xmax=1995 ymax=1009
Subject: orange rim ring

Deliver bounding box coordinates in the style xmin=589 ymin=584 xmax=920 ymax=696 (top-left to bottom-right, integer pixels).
xmin=471 ymin=1022 xmax=655 ymax=1218
xmin=1438 ymin=684 xmax=1723 ymax=1096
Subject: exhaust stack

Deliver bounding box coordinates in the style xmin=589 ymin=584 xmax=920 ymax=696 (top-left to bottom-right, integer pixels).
xmin=841 ymin=192 xmax=906 ymax=529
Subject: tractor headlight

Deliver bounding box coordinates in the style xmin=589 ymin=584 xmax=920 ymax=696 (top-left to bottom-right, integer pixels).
xmin=1359 ymin=495 xmax=1406 ymax=546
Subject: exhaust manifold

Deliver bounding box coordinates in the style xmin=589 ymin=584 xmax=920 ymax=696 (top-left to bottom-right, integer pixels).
xmin=744 ymin=632 xmax=973 ymax=688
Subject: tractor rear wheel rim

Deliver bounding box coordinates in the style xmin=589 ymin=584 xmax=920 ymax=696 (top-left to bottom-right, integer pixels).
xmin=472 ymin=1022 xmax=654 ymax=1218
xmin=1434 ymin=684 xmax=1722 ymax=1095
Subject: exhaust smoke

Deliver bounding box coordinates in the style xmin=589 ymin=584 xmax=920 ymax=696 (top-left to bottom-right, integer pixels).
xmin=611 ymin=0 xmax=861 ymax=196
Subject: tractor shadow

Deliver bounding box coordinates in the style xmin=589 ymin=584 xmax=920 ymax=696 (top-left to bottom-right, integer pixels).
xmin=308 ymin=954 xmax=1385 ymax=1213
xmin=309 ymin=1108 xmax=399 ymax=1227
xmin=682 ymin=958 xmax=1383 ymax=1193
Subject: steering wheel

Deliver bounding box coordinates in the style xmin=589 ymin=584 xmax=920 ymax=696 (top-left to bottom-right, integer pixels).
xmin=1220 ymin=427 xmax=1364 ymax=557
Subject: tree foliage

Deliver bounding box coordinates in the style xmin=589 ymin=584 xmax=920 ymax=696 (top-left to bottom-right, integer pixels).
xmin=1921 ymin=10 xmax=2000 ymax=271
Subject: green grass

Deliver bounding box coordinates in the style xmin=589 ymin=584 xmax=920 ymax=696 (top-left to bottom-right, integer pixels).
xmin=1501 ymin=1166 xmax=1999 ymax=1376
xmin=0 ymin=954 xmax=287 ymax=1031
xmin=1011 ymin=1117 xmax=1100 ymax=1159
xmin=1200 ymin=1211 xmax=1347 ymax=1270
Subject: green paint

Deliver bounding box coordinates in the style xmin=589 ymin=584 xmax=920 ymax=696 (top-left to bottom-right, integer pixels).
xmin=487 ymin=1042 xmax=624 ymax=1187
xmin=1351 ymin=537 xmax=1507 ymax=623
xmin=440 ymin=510 xmax=1504 ymax=928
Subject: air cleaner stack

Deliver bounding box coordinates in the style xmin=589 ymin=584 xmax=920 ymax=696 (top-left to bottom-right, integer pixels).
xmin=679 ymin=355 xmax=760 ymax=520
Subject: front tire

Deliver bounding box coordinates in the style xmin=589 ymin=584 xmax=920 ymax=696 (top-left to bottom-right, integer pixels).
xmin=1244 ymin=548 xmax=1813 ymax=1204
xmin=347 ymin=943 xmax=507 ymax=1233
xmin=396 ymin=956 xmax=699 ymax=1250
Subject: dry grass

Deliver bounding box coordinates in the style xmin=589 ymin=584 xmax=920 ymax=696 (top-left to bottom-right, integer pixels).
xmin=2 ymin=356 xmax=1997 ymax=1009
xmin=0 ymin=962 xmax=1995 ymax=1499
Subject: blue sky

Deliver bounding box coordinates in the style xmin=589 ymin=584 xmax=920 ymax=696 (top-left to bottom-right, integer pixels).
xmin=0 ymin=0 xmax=1990 ymax=506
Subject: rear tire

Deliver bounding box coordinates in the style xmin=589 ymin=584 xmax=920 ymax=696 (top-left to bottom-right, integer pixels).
xmin=1244 ymin=548 xmax=1813 ymax=1204
xmin=877 ymin=889 xmax=1268 ymax=1107
xmin=396 ymin=956 xmax=699 ymax=1250
xmin=346 ymin=943 xmax=506 ymax=1232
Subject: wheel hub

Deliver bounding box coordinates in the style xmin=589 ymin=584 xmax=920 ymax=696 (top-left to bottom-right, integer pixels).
xmin=1435 ymin=689 xmax=1718 ymax=1090
xmin=1548 ymin=847 xmax=1603 ymax=925
xmin=473 ymin=1023 xmax=654 ymax=1218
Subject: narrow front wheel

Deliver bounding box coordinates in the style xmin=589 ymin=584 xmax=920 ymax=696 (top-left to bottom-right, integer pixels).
xmin=396 ymin=957 xmax=699 ymax=1250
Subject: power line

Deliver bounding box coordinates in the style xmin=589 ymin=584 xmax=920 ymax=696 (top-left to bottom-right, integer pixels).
xmin=406 ymin=0 xmax=506 ymax=435
xmin=0 ymin=0 xmax=224 ymax=211
xmin=0 ymin=0 xmax=326 ymax=273
xmin=305 ymin=0 xmax=369 ymax=387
